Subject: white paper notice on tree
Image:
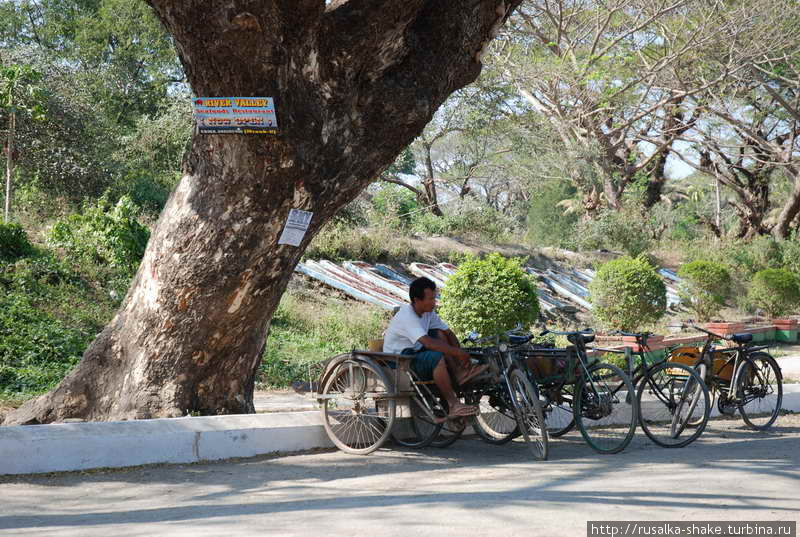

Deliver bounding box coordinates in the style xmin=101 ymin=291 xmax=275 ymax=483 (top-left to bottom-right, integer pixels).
xmin=278 ymin=209 xmax=313 ymax=247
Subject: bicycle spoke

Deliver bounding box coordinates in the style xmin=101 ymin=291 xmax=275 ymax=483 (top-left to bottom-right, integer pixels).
xmin=736 ymin=354 xmax=782 ymax=429
xmin=638 ymin=362 xmax=709 ymax=448
xmin=575 ymin=363 xmax=637 ymax=454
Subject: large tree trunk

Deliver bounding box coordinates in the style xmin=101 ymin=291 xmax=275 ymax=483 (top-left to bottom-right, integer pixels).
xmin=773 ymin=169 xmax=800 ymax=239
xmin=732 ymin=180 xmax=772 ymax=239
xmin=4 ymin=0 xmax=520 ymax=425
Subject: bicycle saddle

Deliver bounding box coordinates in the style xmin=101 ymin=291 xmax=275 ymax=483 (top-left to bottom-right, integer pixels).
xmin=509 ymin=334 xmax=532 ymax=345
xmin=731 ymin=333 xmax=753 ymax=344
xmin=568 ymin=333 xmax=595 ymax=344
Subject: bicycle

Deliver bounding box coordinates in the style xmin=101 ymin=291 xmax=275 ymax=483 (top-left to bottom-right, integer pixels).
xmin=590 ymin=331 xmax=711 ymax=448
xmin=668 ymin=322 xmax=783 ymax=430
xmin=473 ymin=329 xmax=639 ymax=454
xmin=317 ymin=338 xmax=549 ymax=459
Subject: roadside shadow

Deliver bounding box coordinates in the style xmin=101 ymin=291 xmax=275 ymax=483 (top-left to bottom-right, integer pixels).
xmin=1 ymin=421 xmax=799 ymax=531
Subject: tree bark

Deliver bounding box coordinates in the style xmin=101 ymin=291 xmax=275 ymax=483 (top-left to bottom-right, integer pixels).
xmin=773 ymin=169 xmax=800 ymax=239
xmin=4 ymin=0 xmax=520 ymax=425
xmin=420 ymin=141 xmax=444 ymax=216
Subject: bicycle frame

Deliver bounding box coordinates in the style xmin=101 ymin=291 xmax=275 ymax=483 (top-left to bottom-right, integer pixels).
xmin=673 ymin=324 xmax=771 ymax=405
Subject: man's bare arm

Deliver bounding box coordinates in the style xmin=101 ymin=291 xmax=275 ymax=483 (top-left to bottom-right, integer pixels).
xmin=419 ymin=335 xmax=469 ymax=363
xmin=443 ymin=329 xmax=460 ymax=348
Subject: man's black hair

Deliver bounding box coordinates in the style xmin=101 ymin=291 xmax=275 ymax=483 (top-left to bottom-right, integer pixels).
xmin=409 ymin=276 xmax=436 ymax=303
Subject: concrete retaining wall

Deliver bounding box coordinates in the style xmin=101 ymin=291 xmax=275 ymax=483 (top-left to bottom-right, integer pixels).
xmin=2 ymin=386 xmax=799 ymax=476
xmin=0 ymin=412 xmax=332 ymax=476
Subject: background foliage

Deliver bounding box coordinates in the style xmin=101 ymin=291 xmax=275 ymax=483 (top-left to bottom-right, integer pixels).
xmin=589 ymin=256 xmax=667 ymax=331
xmin=747 ymin=269 xmax=800 ymax=318
xmin=438 ymin=253 xmax=540 ymax=338
xmin=2 ymin=0 xmax=800 ymax=404
xmin=677 ymin=261 xmax=732 ymax=322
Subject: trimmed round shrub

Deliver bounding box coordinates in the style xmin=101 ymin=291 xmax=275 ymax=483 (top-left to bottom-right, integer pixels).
xmin=677 ymin=260 xmax=732 ymax=322
xmin=438 ymin=253 xmax=540 ymax=338
xmin=48 ymin=195 xmax=150 ymax=277
xmin=747 ymin=268 xmax=800 ymax=318
xmin=0 ymin=222 xmax=34 ymax=262
xmin=589 ymin=256 xmax=667 ymax=331
xmin=575 ymin=209 xmax=653 ymax=258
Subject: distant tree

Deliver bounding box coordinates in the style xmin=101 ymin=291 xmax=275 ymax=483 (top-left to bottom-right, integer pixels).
xmin=491 ymin=0 xmax=724 ymax=211
xmin=0 ymin=64 xmax=46 ymax=222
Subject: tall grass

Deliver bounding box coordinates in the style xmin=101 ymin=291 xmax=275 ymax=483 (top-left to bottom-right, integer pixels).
xmin=258 ymin=289 xmax=391 ymax=388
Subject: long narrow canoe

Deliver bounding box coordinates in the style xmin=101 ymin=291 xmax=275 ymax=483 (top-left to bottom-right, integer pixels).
xmin=658 ymin=268 xmax=681 ymax=283
xmin=570 ymin=269 xmax=593 ymax=284
xmin=437 ymin=262 xmax=458 ymax=275
xmin=546 ymin=270 xmax=590 ymax=297
xmin=317 ymin=260 xmax=405 ymax=307
xmin=538 ymin=289 xmax=575 ymax=312
xmin=539 ymin=275 xmax=593 ymax=310
xmin=373 ymin=264 xmax=414 ymax=285
xmin=295 ymin=262 xmax=398 ymax=310
xmin=408 ymin=262 xmax=448 ymax=288
xmin=343 ymin=261 xmax=409 ymax=300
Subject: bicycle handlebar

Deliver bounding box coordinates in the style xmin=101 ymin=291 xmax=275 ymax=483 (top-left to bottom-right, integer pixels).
xmin=540 ymin=328 xmax=594 ymax=337
xmin=465 ymin=327 xmax=533 ymax=345
xmin=671 ymin=321 xmax=732 ymax=341
xmin=608 ymin=330 xmax=652 ymax=338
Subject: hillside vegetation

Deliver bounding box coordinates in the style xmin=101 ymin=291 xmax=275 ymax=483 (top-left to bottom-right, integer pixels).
xmin=2 ymin=0 xmax=800 ymax=406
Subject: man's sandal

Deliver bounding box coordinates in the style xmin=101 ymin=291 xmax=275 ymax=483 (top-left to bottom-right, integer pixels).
xmin=456 ymin=363 xmax=488 ymax=386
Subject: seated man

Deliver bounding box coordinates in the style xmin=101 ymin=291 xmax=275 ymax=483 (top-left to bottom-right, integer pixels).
xmin=383 ymin=276 xmax=487 ymax=417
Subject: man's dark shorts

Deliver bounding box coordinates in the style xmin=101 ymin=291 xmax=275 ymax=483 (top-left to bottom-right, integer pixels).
xmin=401 ymin=329 xmax=444 ymax=381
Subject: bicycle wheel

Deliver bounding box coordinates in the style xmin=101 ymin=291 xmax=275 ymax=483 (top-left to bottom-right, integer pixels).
xmin=543 ymin=383 xmax=575 ymax=437
xmin=429 ymin=399 xmax=466 ymax=448
xmin=637 ymin=362 xmax=710 ymax=448
xmin=686 ymin=362 xmax=711 ymax=427
xmin=470 ymin=389 xmax=519 ymax=445
xmin=508 ymin=368 xmax=549 ymax=460
xmin=574 ymin=362 xmax=637 ymax=454
xmin=321 ymin=359 xmax=396 ymax=455
xmin=391 ymin=393 xmax=443 ymax=448
xmin=734 ymin=352 xmax=782 ymax=430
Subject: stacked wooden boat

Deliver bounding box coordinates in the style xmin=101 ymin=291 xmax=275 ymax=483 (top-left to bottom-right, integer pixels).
xmin=294 ymin=257 xmax=683 ymax=313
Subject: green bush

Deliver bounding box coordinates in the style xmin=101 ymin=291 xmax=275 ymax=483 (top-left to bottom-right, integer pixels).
xmin=589 ymin=256 xmax=666 ymax=331
xmin=370 ymin=183 xmax=419 ymax=229
xmin=0 ymin=291 xmax=87 ymax=397
xmin=677 ymin=260 xmax=732 ymax=322
xmin=438 ymin=253 xmax=540 ymax=338
xmin=0 ymin=222 xmax=34 ymax=262
xmin=409 ymin=200 xmax=516 ymax=243
xmin=124 ymin=173 xmax=178 ymax=215
xmin=0 ymin=245 xmax=122 ymax=399
xmin=600 ymin=352 xmax=629 ymax=372
xmin=304 ymin=222 xmax=416 ymax=263
xmin=668 ymin=212 xmax=702 ymax=242
xmin=576 ymin=209 xmax=653 ymax=257
xmin=49 ymin=195 xmax=150 ymax=277
xmin=747 ymin=268 xmax=800 ymax=318
xmin=725 ymin=236 xmax=783 ymax=278
xmin=780 ymin=238 xmax=800 ymax=275
xmin=526 ymin=180 xmax=579 ymax=247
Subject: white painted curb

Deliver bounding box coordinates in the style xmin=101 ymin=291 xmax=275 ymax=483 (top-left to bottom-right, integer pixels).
xmin=0 ymin=411 xmax=333 ymax=476
xmin=1 ymin=385 xmax=798 ymax=476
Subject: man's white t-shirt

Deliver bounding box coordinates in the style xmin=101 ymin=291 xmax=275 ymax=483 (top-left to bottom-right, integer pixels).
xmin=383 ymin=304 xmax=449 ymax=354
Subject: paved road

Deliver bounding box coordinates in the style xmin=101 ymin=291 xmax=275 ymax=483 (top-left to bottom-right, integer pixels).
xmin=1 ymin=415 xmax=798 ymax=537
